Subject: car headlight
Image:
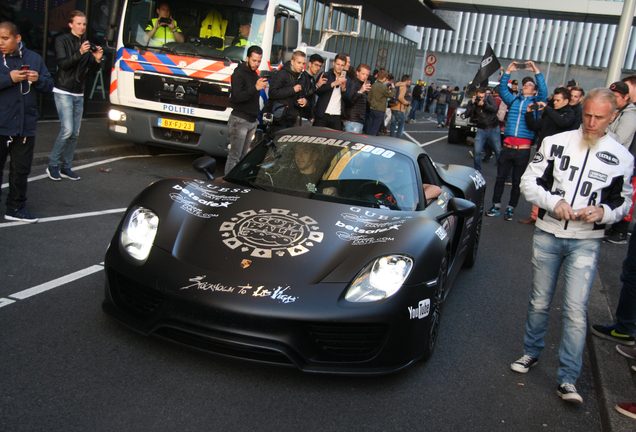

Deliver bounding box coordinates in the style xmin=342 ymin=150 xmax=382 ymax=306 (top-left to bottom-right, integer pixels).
xmin=121 ymin=207 xmax=159 ymax=261
xmin=345 ymin=255 xmax=413 ymax=302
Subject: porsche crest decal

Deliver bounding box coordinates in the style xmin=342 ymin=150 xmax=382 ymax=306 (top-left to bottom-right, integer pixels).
xmin=220 ymin=209 xmax=323 ymax=258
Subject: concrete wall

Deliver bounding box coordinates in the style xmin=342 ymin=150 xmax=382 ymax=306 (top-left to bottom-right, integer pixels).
xmin=412 ymin=50 xmax=619 ymax=94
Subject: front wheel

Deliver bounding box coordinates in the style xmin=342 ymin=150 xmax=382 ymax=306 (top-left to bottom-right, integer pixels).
xmin=422 ymin=254 xmax=447 ymax=361
xmin=133 ymin=142 xmax=162 ymax=156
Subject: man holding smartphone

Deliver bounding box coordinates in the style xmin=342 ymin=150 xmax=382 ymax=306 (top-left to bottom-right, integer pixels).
xmin=0 ymin=21 xmax=54 ymax=222
xmin=343 ymin=64 xmax=371 ymax=133
xmin=312 ymin=53 xmax=350 ymax=130
xmin=225 ymin=45 xmax=267 ymax=175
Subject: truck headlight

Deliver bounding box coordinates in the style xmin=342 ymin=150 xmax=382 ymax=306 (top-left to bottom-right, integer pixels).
xmin=344 ymin=255 xmax=413 ymax=302
xmin=121 ymin=207 xmax=159 ymax=261
xmin=109 ymin=109 xmax=126 ymax=122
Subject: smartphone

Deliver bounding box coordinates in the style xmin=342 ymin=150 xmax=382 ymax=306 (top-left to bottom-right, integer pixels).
xmin=340 ymin=70 xmax=347 ymax=78
xmin=158 ymin=17 xmax=172 ymax=25
xmin=21 ymin=65 xmax=30 ymax=71
xmin=259 ymin=70 xmax=274 ymax=79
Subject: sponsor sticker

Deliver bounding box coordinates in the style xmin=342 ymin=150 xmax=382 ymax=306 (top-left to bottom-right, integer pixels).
xmin=596 ymin=151 xmax=619 ymax=166
xmin=532 ymin=152 xmax=544 ymax=163
xmin=220 ymin=208 xmax=323 ymax=258
xmin=588 ymin=170 xmax=608 ymax=182
xmin=408 ymin=299 xmax=430 ymax=319
xmin=435 ymin=226 xmax=447 ymax=240
xmin=470 ymin=171 xmax=486 ymax=189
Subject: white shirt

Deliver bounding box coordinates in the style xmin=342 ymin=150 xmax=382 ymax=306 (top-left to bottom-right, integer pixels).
xmin=325 ymin=84 xmax=342 ymax=115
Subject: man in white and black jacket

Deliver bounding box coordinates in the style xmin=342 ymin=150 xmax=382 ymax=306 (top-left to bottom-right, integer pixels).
xmin=510 ymin=88 xmax=634 ymax=404
xmin=225 ymin=45 xmax=267 ymax=175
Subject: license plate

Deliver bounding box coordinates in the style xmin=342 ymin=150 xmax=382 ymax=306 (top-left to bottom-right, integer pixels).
xmin=158 ymin=118 xmax=195 ymax=132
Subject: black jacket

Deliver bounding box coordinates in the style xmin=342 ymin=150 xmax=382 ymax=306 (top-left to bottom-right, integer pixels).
xmin=313 ymin=68 xmax=351 ymax=119
xmin=54 ymin=32 xmax=100 ymax=93
xmin=525 ymin=104 xmax=575 ymax=146
xmin=465 ymin=95 xmax=499 ymax=130
xmin=268 ymin=61 xmax=303 ymax=113
xmin=299 ymin=70 xmax=320 ymax=119
xmin=229 ymin=61 xmax=260 ymax=122
xmin=345 ymin=78 xmax=367 ymax=123
xmin=571 ymin=103 xmax=583 ymax=130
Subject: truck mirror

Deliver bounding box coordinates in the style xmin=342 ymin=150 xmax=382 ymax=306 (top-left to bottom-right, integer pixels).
xmin=282 ymin=18 xmax=299 ymax=50
xmin=107 ymin=0 xmax=120 ymax=28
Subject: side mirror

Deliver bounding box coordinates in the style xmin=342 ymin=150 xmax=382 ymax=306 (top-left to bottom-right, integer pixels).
xmin=282 ymin=18 xmax=299 ymax=49
xmin=193 ymin=157 xmax=217 ymax=180
xmin=436 ymin=197 xmax=476 ymax=221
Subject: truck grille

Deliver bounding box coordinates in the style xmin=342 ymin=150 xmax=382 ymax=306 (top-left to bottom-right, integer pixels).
xmin=134 ymin=71 xmax=230 ymax=111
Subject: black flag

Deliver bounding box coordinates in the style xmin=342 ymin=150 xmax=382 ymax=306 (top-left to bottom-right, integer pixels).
xmin=467 ymin=44 xmax=501 ymax=93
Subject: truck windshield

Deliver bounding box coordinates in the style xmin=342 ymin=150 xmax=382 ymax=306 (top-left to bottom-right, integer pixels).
xmin=122 ymin=0 xmax=267 ymax=63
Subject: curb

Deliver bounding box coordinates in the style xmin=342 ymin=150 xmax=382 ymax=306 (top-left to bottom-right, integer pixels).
xmin=588 ymin=271 xmax=636 ymax=432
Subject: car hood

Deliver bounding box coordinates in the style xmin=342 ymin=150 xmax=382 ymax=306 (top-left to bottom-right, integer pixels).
xmin=130 ymin=178 xmax=445 ymax=285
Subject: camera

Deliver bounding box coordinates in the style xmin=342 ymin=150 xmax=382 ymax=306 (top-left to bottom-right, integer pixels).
xmin=474 ymin=96 xmax=482 ymax=103
xmin=262 ymin=112 xmax=274 ymax=124
xmin=530 ymin=103 xmax=539 ymax=111
xmin=89 ymin=43 xmax=98 ymax=53
xmin=567 ymin=79 xmax=577 ymax=87
xmin=158 ymin=17 xmax=172 ymax=25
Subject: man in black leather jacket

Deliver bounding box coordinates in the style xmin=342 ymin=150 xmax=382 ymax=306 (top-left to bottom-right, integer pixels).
xmin=47 ymin=10 xmax=102 ymax=182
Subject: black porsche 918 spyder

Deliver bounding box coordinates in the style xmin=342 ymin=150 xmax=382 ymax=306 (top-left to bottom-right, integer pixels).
xmin=102 ymin=126 xmax=486 ymax=375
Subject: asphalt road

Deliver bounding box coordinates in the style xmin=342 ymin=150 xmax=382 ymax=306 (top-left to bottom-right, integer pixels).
xmin=0 ymin=115 xmax=632 ymax=431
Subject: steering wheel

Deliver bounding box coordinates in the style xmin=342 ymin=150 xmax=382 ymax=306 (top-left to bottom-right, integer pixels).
xmin=353 ymin=181 xmax=399 ymax=210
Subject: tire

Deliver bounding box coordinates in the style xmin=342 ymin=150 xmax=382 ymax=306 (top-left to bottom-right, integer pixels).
xmin=448 ymin=127 xmax=466 ymax=144
xmin=422 ymin=254 xmax=447 ymax=361
xmin=133 ymin=142 xmax=162 ymax=156
xmin=463 ymin=201 xmax=484 ymax=269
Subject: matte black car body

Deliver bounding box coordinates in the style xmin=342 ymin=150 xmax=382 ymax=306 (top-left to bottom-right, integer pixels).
xmin=103 ymin=127 xmax=486 ymax=374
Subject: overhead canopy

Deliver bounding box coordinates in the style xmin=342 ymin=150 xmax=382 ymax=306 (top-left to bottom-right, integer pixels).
xmin=333 ymin=0 xmax=453 ymax=31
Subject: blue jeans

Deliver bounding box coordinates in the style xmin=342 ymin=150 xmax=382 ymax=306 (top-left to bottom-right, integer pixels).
xmin=436 ymin=104 xmax=446 ymax=125
xmin=50 ymin=92 xmax=84 ymax=168
xmin=343 ymin=121 xmax=363 ymax=133
xmin=366 ymin=110 xmax=385 ymax=136
xmin=473 ymin=127 xmax=501 ymax=171
xmin=616 ymin=231 xmax=636 ymax=335
xmin=409 ymin=100 xmax=420 ymax=120
xmin=523 ymin=228 xmax=601 ymax=385
xmin=389 ymin=110 xmax=405 ymax=138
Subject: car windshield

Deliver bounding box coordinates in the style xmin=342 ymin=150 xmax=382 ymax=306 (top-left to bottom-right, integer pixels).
xmin=122 ymin=0 xmax=267 ymax=63
xmin=226 ymin=133 xmax=421 ymax=211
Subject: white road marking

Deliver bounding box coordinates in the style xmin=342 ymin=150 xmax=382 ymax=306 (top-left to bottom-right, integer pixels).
xmin=8 ymin=264 xmax=104 ymax=301
xmin=0 ymin=208 xmax=127 ymax=228
xmin=402 ymin=132 xmax=421 ymax=146
xmin=419 ymin=136 xmax=448 ymax=147
xmin=0 ymin=298 xmax=16 ymax=308
xmin=2 ymin=152 xmax=189 ymax=189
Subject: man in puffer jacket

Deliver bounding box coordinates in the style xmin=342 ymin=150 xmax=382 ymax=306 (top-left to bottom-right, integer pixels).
xmin=487 ymin=60 xmax=547 ymax=221
xmin=0 ymin=21 xmax=53 ymax=222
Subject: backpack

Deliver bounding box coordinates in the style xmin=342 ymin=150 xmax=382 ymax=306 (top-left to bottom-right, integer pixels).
xmin=438 ymin=91 xmax=447 ymax=105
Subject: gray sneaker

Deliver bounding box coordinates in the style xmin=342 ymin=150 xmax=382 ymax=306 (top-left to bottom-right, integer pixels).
xmin=616 ymin=344 xmax=636 ymax=360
